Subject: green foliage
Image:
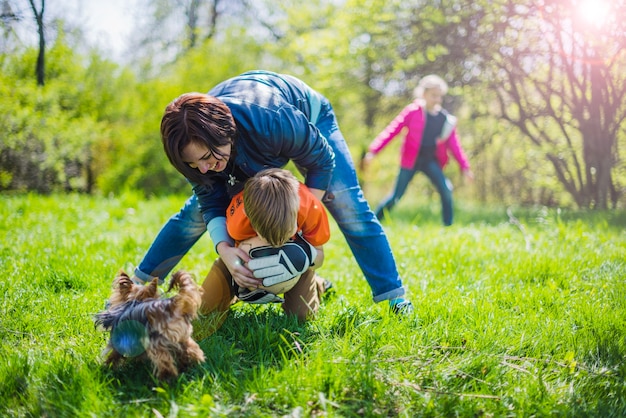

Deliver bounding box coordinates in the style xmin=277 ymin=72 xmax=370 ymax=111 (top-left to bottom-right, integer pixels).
xmin=471 ymin=0 xmax=626 ymax=209
xmin=2 ymin=0 xmax=626 ymax=207
xmin=1 ymin=194 xmax=625 ymax=416
xmin=0 ymin=41 xmax=122 ymax=193
xmin=169 ymin=31 xmax=271 ymax=92
xmin=94 ymin=77 xmax=189 ymax=197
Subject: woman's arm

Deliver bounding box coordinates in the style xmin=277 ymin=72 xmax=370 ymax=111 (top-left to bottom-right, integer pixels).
xmin=193 ymin=182 xmax=263 ymax=288
xmin=216 ymin=241 xmax=262 ymax=289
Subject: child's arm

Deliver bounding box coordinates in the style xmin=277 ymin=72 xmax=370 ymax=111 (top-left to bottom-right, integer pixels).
xmin=311 ymin=246 xmax=324 ymax=270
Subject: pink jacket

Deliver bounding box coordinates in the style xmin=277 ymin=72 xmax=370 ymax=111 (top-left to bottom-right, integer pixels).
xmin=368 ymin=101 xmax=471 ymax=171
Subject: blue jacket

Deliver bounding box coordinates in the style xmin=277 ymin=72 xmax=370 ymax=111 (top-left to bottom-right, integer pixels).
xmin=191 ymin=70 xmax=336 ymax=227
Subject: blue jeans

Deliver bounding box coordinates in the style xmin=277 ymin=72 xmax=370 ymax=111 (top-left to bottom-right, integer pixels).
xmin=376 ymin=159 xmax=453 ymax=226
xmin=136 ymin=102 xmax=406 ymax=303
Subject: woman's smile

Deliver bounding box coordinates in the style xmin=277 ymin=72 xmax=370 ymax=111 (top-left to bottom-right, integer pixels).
xmin=182 ymin=142 xmax=231 ymax=173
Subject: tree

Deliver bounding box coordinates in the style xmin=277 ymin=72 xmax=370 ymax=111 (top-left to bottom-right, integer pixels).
xmin=27 ymin=0 xmax=44 ymax=85
xmin=1 ymin=0 xmax=21 ymax=54
xmin=483 ymin=0 xmax=626 ymax=209
xmin=127 ymin=0 xmax=252 ymax=75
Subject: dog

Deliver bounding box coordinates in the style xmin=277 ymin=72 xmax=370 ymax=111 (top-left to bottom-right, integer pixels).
xmin=94 ymin=270 xmax=205 ymax=380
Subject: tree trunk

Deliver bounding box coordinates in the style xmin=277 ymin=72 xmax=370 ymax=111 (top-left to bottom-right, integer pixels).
xmin=28 ymin=0 xmax=45 ymax=86
xmin=186 ymin=0 xmax=200 ymax=49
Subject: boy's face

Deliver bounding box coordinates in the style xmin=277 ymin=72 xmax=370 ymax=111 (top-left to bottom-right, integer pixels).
xmin=423 ymin=87 xmax=444 ymax=113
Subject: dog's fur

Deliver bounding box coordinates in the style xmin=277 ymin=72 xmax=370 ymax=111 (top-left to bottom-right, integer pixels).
xmin=94 ymin=270 xmax=205 ymax=380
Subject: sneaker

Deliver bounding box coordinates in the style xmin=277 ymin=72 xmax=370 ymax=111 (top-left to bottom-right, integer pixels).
xmin=322 ymin=279 xmax=335 ymax=299
xmin=390 ymin=299 xmax=414 ymax=315
xmin=237 ymin=287 xmax=284 ymax=304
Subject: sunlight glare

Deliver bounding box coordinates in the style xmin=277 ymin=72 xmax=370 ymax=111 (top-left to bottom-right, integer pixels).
xmin=576 ymin=0 xmax=610 ymax=28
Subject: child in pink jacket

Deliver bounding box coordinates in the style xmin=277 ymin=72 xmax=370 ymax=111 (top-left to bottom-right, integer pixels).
xmin=363 ymin=75 xmax=473 ymax=226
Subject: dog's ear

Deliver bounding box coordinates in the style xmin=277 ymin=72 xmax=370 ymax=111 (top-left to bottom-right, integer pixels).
xmin=113 ymin=270 xmax=131 ymax=286
xmin=169 ymin=271 xmax=202 ymax=316
xmin=147 ymin=277 xmax=159 ymax=294
xmin=167 ymin=270 xmax=199 ymax=293
xmin=115 ymin=273 xmax=134 ymax=295
xmin=132 ymin=277 xmax=160 ymax=301
xmin=167 ymin=271 xmax=184 ymax=293
xmin=107 ymin=271 xmax=135 ymax=306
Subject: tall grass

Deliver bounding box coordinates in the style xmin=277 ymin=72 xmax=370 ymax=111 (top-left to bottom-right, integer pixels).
xmin=1 ymin=193 xmax=624 ymax=417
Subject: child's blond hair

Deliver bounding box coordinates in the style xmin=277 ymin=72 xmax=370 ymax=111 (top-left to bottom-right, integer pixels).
xmin=413 ymin=74 xmax=448 ymax=99
xmin=243 ymin=168 xmax=300 ymax=247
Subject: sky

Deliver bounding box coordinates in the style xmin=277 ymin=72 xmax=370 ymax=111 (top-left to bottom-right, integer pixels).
xmin=11 ymin=0 xmax=138 ymax=62
xmin=70 ymin=0 xmax=138 ymax=62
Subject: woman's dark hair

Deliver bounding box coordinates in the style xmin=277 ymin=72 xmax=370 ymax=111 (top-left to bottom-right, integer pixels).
xmin=161 ymin=92 xmax=236 ymax=184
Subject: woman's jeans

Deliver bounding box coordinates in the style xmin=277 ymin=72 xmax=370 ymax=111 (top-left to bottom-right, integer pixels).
xmin=136 ymin=102 xmax=406 ymax=303
xmin=376 ymin=160 xmax=453 ymax=226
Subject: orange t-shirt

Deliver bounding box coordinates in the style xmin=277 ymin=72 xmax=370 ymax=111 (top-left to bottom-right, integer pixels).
xmin=226 ymin=184 xmax=330 ymax=247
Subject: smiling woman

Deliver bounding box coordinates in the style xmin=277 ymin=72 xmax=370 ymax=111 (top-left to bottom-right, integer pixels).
xmin=182 ymin=143 xmax=232 ymax=174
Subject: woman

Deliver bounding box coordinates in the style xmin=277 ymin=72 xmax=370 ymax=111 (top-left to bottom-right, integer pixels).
xmin=134 ymin=70 xmax=413 ymax=314
xmin=363 ymin=74 xmax=473 ymax=226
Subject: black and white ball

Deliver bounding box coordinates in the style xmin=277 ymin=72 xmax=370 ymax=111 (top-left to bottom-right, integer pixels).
xmin=239 ymin=235 xmax=301 ymax=295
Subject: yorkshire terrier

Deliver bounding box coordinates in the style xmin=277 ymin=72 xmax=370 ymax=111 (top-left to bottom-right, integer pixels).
xmin=94 ymin=270 xmax=205 ymax=380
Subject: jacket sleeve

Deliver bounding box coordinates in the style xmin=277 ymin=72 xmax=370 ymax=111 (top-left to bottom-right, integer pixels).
xmin=189 ymin=181 xmax=234 ymax=248
xmin=445 ymin=129 xmax=471 ymax=171
xmin=192 ymin=181 xmax=231 ymax=223
xmin=271 ymin=104 xmax=335 ymax=191
xmin=368 ymin=104 xmax=413 ymax=154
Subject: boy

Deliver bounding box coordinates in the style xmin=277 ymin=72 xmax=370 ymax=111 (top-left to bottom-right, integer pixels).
xmin=198 ymin=168 xmax=331 ymax=333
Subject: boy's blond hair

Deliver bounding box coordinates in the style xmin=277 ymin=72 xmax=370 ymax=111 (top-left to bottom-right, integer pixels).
xmin=243 ymin=168 xmax=300 ymax=247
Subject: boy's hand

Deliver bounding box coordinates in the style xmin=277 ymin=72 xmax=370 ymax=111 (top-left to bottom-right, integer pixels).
xmin=248 ymin=234 xmax=317 ymax=286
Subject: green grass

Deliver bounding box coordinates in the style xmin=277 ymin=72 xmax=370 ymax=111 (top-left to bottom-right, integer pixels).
xmin=1 ymin=193 xmax=625 ymax=417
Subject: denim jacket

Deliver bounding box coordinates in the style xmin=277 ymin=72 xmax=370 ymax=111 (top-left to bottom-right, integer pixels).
xmin=191 ymin=71 xmax=336 ymax=227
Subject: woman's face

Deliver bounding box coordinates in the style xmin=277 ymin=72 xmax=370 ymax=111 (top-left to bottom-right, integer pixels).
xmin=181 ymin=142 xmax=232 ymax=174
xmin=423 ymin=87 xmax=444 ymax=113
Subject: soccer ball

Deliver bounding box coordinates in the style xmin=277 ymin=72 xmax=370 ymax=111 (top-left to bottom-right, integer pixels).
xmin=239 ymin=235 xmax=301 ymax=295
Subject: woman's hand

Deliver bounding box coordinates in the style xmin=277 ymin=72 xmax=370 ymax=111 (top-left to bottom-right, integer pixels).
xmin=216 ymin=242 xmax=262 ymax=289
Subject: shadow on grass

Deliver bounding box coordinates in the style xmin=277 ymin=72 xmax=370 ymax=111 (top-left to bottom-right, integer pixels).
xmin=96 ymin=303 xmax=323 ymax=400
xmin=198 ymin=304 xmax=318 ymax=375
xmin=383 ymin=201 xmax=626 ymax=229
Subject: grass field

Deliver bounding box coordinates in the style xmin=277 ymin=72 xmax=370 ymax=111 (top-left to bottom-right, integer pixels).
xmin=1 ymin=193 xmax=625 ymax=417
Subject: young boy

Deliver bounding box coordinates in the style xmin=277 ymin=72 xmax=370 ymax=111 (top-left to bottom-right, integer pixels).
xmin=198 ymin=168 xmax=331 ymax=333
